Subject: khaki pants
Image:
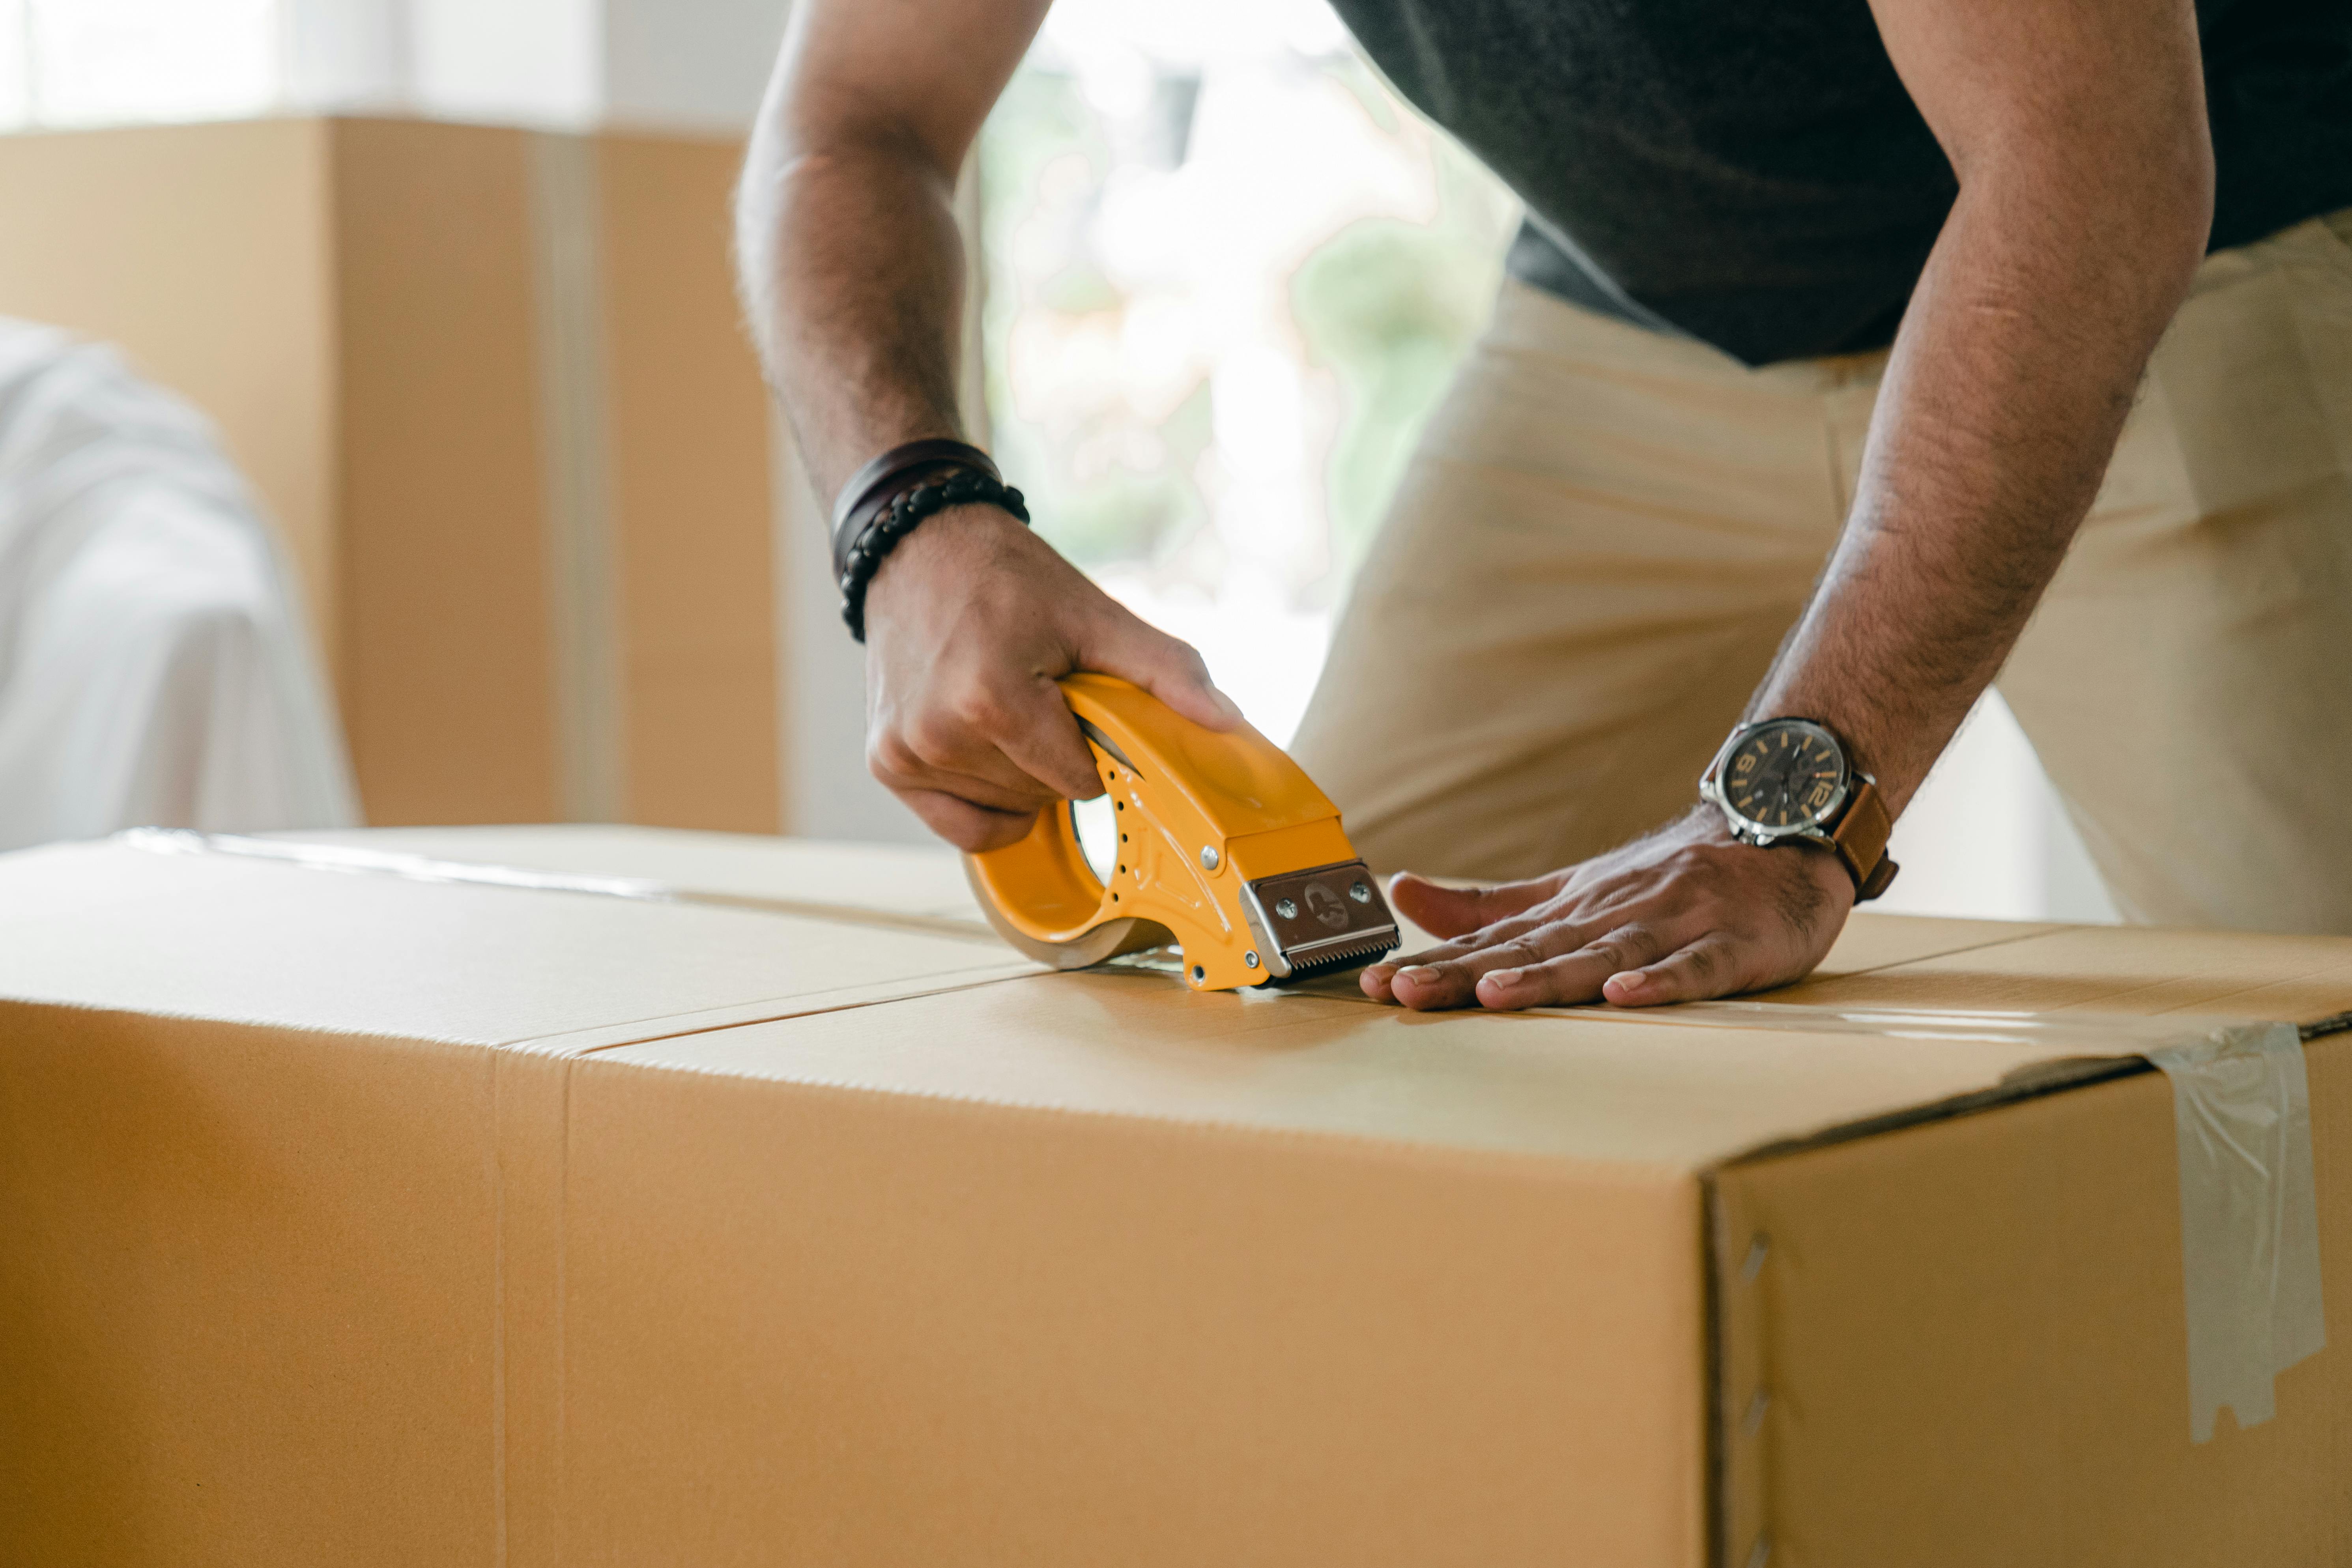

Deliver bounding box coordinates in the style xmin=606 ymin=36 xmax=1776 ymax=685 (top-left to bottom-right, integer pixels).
xmin=1292 ymin=212 xmax=2352 ymax=934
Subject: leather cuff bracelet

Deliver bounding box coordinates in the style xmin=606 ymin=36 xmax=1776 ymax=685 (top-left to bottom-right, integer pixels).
xmin=830 ymin=438 xmax=1002 ymax=577
xmin=830 ymin=439 xmax=1029 ymax=642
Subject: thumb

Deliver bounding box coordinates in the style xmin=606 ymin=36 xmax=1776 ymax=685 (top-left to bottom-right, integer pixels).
xmin=1387 ymin=871 xmax=1555 ymax=940
xmin=1079 ymin=604 xmax=1243 ymax=733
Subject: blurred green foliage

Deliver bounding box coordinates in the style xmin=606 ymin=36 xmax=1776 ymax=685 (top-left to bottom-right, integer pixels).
xmin=978 ymin=58 xmax=1516 ymax=591
xmin=1290 ymin=135 xmax=1514 ymax=578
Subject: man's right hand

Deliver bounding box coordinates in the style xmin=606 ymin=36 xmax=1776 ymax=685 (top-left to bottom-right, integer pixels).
xmin=861 ymin=501 xmax=1240 ymax=850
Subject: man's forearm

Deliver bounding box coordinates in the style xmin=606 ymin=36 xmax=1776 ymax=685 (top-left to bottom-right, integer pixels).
xmin=734 ymin=0 xmax=1049 ymax=501
xmin=1750 ymin=165 xmax=2211 ymax=814
xmin=736 ymin=129 xmax=971 ymax=501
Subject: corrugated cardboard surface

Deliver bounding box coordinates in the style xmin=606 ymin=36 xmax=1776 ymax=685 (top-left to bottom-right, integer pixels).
xmin=267 ymin=821 xmax=985 ymax=927
xmin=596 ymin=135 xmax=782 ymax=833
xmin=333 ymin=118 xmax=561 ymax=824
xmin=2 ymin=827 xmax=2346 ymax=1566
xmin=1713 ymin=1053 xmax=2352 ymax=1568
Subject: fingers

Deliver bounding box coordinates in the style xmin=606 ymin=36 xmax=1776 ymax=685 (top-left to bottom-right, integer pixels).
xmin=868 ymin=665 xmax=1103 ymax=809
xmin=1385 ymin=918 xmax=1655 ymax=1011
xmin=1360 ymin=876 xmax=1567 ymax=1002
xmin=1364 ymin=816 xmax=1852 ymax=1014
xmin=896 ymin=789 xmax=1041 ymax=853
xmin=1474 ymin=923 xmax=1679 ymax=1009
xmin=1384 ymin=871 xmax=1559 ymax=940
xmin=868 ymin=725 xmax=1066 ymax=815
xmin=986 ymin=673 xmax=1111 ymax=801
xmin=1602 ymin=938 xmax=1745 ymax=1007
xmin=1080 ymin=605 xmax=1243 ymax=732
xmin=1359 ymin=915 xmax=1546 ymax=1004
xmin=1376 ymin=918 xmax=1750 ymax=1012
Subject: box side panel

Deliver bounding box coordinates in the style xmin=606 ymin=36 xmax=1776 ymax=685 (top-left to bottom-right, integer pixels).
xmin=0 ymin=120 xmax=340 ymax=678
xmin=596 ymin=133 xmax=782 ymax=834
xmin=0 ymin=1004 xmax=499 ymax=1565
xmin=554 ymin=1058 xmax=1711 ymax=1567
xmin=1716 ymin=1037 xmax=2352 ymax=1567
xmin=331 ymin=118 xmax=561 ymax=825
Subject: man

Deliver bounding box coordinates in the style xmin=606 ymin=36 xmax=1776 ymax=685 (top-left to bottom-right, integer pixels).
xmin=735 ymin=0 xmax=2352 ymax=1011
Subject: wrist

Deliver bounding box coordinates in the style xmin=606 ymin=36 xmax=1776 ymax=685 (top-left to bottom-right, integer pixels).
xmin=1699 ymin=716 xmax=1899 ymax=900
xmin=862 ymin=502 xmax=1037 ymax=626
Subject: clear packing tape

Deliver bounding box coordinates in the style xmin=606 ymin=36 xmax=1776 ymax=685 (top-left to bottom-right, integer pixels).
xmin=2148 ymin=1022 xmax=2326 ymax=1440
xmin=1662 ymin=1002 xmax=2338 ymax=1442
xmin=123 ymin=832 xmax=2343 ymax=1443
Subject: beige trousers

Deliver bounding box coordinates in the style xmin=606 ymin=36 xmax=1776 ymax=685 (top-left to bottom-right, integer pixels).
xmin=1292 ymin=211 xmax=2352 ymax=934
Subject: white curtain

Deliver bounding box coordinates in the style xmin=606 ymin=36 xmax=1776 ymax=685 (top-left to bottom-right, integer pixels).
xmin=0 ymin=319 xmax=358 ymax=850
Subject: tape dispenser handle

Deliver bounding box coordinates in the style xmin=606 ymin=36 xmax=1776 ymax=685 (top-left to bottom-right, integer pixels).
xmin=963 ymin=676 xmax=1177 ymax=967
xmin=966 ymin=673 xmax=1342 ymax=966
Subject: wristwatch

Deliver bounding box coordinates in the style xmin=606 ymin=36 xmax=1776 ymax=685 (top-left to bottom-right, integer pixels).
xmin=1699 ymin=717 xmax=1900 ymax=901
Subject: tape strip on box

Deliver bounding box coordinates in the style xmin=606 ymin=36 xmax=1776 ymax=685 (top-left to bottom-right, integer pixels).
xmin=2147 ymin=1021 xmax=2328 ymax=1442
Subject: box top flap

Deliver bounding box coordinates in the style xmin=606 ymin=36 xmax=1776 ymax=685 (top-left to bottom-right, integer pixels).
xmin=600 ymin=955 xmax=2350 ymax=1174
xmin=261 ymin=826 xmax=2058 ymax=982
xmin=1758 ymin=920 xmax=2352 ymax=1021
xmin=12 ymin=827 xmax=2347 ymax=1170
xmin=0 ymin=836 xmax=1031 ymax=1049
xmin=265 ymin=824 xmax=991 ymax=929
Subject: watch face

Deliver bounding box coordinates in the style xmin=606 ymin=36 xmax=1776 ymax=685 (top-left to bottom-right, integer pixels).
xmin=1722 ymin=720 xmax=1847 ymax=833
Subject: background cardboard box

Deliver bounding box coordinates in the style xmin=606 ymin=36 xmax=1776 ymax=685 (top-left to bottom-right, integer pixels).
xmin=0 ymin=118 xmax=780 ymax=832
xmin=1 ymin=826 xmax=2345 ymax=1565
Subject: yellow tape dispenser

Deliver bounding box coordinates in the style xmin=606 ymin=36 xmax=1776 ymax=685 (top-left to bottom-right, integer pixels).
xmin=965 ymin=674 xmax=1400 ymax=991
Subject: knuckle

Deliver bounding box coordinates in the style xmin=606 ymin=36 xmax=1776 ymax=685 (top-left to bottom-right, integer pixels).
xmin=1481 ymin=913 xmax=1543 ymax=946
xmin=866 ymin=732 xmax=920 ymax=786
xmin=1613 ymin=921 xmax=1660 ymax=957
xmin=951 ymin=684 xmax=1014 ymax=733
xmin=905 ymin=712 xmax=967 ymax=765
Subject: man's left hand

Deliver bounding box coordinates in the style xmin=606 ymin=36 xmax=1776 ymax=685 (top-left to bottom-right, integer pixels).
xmin=1360 ymin=808 xmax=1856 ymax=1011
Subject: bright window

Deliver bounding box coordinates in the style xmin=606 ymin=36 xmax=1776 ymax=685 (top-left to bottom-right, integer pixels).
xmin=981 ymin=0 xmax=1518 ymax=743
xmin=14 ymin=0 xmax=277 ymax=126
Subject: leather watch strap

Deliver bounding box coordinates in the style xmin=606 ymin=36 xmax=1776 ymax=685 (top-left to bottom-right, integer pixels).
xmin=1828 ymin=778 xmax=1900 ymax=901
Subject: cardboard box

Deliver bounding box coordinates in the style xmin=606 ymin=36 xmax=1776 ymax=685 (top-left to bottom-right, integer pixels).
xmin=0 ymin=120 xmax=779 ymax=832
xmin=2 ymin=826 xmax=2346 ymax=1566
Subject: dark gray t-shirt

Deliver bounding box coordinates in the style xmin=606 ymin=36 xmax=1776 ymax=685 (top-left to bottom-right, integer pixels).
xmin=1329 ymin=0 xmax=2352 ymax=365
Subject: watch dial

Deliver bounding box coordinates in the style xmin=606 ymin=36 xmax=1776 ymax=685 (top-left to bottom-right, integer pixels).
xmin=1724 ymin=724 xmax=1844 ymax=831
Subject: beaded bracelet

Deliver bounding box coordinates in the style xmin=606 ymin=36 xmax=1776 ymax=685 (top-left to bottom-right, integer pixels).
xmin=837 ymin=467 xmax=1030 ymax=642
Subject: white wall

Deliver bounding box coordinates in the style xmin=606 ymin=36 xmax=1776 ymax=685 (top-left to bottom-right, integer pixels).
xmin=0 ymin=0 xmax=785 ymax=130
xmin=1876 ymin=691 xmax=2120 ymax=924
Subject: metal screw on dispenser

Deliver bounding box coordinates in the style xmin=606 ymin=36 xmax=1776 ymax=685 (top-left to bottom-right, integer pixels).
xmin=1276 ymin=898 xmax=1298 ymax=919
xmin=1245 ymin=951 xmax=1260 ymax=968
xmin=1350 ymin=880 xmax=1373 ymax=903
xmin=1200 ymin=847 xmax=1220 ymax=871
